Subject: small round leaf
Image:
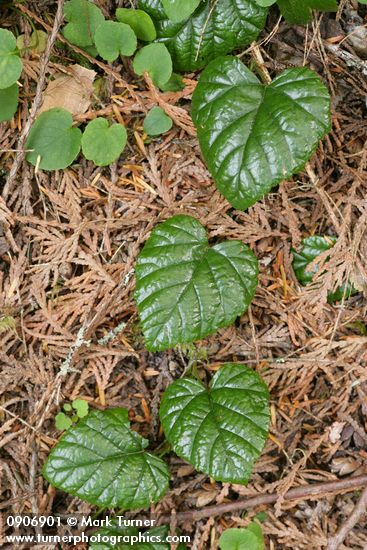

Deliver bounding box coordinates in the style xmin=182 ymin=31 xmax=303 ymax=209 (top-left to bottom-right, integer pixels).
xmin=0 ymin=84 xmax=19 ymax=122
xmin=133 ymin=43 xmax=172 ymax=88
xmin=55 ymin=413 xmax=73 ymax=431
xmin=159 ymin=364 xmax=270 ymax=484
xmin=26 ymin=108 xmax=82 ymax=171
xmin=43 ymin=408 xmax=170 ymax=509
xmin=144 ymin=107 xmax=173 ymax=136
xmin=81 ymin=118 xmax=127 ymax=166
xmin=72 ymin=398 xmax=89 ymax=418
xmin=0 ymin=29 xmax=23 ymax=89
xmin=219 ymin=523 xmax=264 ymax=550
xmin=116 ymin=8 xmax=156 ymax=42
xmin=94 ymin=21 xmax=137 ymax=61
xmin=63 ymin=0 xmax=105 ymax=47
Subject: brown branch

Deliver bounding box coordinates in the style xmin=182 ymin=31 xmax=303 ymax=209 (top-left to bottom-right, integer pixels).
xmin=159 ymin=475 xmax=367 ymax=524
xmin=327 ymin=484 xmax=367 ymax=550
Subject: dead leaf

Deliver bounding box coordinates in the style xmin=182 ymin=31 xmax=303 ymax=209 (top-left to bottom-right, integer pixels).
xmin=329 ymin=421 xmax=345 ymax=444
xmin=39 ymin=64 xmax=96 ymax=116
xmin=196 ymin=490 xmax=217 ymax=507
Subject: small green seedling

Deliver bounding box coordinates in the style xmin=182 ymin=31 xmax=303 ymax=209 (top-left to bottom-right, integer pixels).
xmin=94 ymin=20 xmax=137 ymax=61
xmin=55 ymin=398 xmax=89 ymax=430
xmin=219 ymin=522 xmax=264 ymax=550
xmin=116 ymin=8 xmax=156 ymax=41
xmin=292 ymin=235 xmax=358 ymax=303
xmin=144 ymin=107 xmax=173 ymax=136
xmin=71 ymin=398 xmax=89 ymax=418
xmin=81 ymin=117 xmax=127 ymax=166
xmin=26 ymin=108 xmax=82 ymax=170
xmin=63 ymin=0 xmax=104 ymax=47
xmin=133 ymin=43 xmax=172 ymax=89
xmin=0 ymin=28 xmax=23 ymax=89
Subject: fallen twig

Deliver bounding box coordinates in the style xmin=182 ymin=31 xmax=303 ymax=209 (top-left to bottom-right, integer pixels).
xmin=160 ymin=475 xmax=367 ymax=524
xmin=327 ymin=484 xmax=367 ymax=550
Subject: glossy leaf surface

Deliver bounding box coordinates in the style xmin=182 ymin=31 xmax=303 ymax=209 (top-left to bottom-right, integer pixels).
xmin=139 ymin=0 xmax=268 ymax=71
xmin=90 ymin=523 xmax=169 ymax=549
xmin=43 ymin=408 xmax=169 ymax=509
xmin=160 ymin=364 xmax=270 ymax=483
xmin=192 ymin=57 xmax=331 ymax=210
xmin=292 ymin=235 xmax=357 ymax=303
xmin=277 ymin=0 xmax=338 ymax=23
xmin=135 ymin=215 xmax=258 ymax=351
xmin=26 ymin=108 xmax=82 ymax=170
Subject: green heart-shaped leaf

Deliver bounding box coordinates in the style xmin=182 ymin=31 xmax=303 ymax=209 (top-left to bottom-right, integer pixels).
xmin=94 ymin=21 xmax=137 ymax=61
xmin=116 ymin=8 xmax=157 ymax=42
xmin=63 ymin=0 xmax=105 ymax=47
xmin=219 ymin=524 xmax=264 ymax=550
xmin=90 ymin=521 xmax=169 ymax=549
xmin=26 ymin=108 xmax=82 ymax=170
xmin=43 ymin=408 xmax=170 ymax=509
xmin=192 ymin=57 xmax=331 ymax=211
xmin=81 ymin=118 xmax=127 ymax=166
xmin=160 ymin=364 xmax=270 ymax=483
xmin=0 ymin=84 xmax=19 ymax=122
xmin=135 ymin=215 xmax=258 ymax=351
xmin=292 ymin=235 xmax=358 ymax=303
xmin=144 ymin=107 xmax=173 ymax=136
xmin=133 ymin=43 xmax=172 ymax=88
xmin=139 ymin=0 xmax=268 ymax=71
xmin=0 ymin=29 xmax=23 ymax=89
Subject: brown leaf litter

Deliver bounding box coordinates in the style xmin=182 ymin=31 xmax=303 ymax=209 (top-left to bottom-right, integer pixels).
xmin=0 ymin=1 xmax=367 ymax=549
